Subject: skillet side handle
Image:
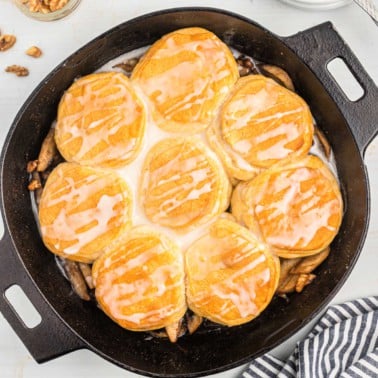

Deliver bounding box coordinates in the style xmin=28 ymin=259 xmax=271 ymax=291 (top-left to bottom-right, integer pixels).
xmin=0 ymin=230 xmax=86 ymax=363
xmin=283 ymin=22 xmax=378 ymax=156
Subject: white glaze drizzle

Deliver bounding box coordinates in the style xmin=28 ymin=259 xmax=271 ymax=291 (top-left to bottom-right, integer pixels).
xmin=57 ymin=72 xmax=144 ymax=166
xmin=221 ymin=84 xmax=308 ymax=164
xmin=39 ymin=43 xmax=341 ymax=327
xmin=45 ymin=45 xmax=340 ymax=256
xmin=96 ymin=230 xmax=185 ymax=326
xmin=40 ymin=168 xmax=129 ymax=256
xmin=133 ymin=33 xmax=235 ymax=125
xmin=188 ymin=222 xmax=272 ymax=319
xmin=141 ymin=139 xmax=221 ymax=228
xmin=253 ymin=167 xmax=340 ymax=249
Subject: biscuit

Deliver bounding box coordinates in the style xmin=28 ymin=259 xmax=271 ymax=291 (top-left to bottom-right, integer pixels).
xmin=38 ymin=162 xmax=132 ymax=262
xmin=207 ymin=75 xmax=314 ymax=180
xmin=55 ymin=72 xmax=146 ymax=168
xmin=140 ymin=137 xmax=231 ymax=232
xmin=132 ymin=27 xmax=239 ymax=134
xmin=186 ymin=218 xmax=279 ymax=326
xmin=93 ymin=226 xmax=186 ymax=331
xmin=232 ymin=155 xmax=343 ymax=257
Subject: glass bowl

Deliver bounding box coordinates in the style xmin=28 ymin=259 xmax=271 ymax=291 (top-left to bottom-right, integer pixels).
xmin=13 ymin=0 xmax=81 ymax=21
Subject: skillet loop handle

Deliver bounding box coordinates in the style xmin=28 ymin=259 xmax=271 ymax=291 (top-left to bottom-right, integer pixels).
xmin=0 ymin=231 xmax=85 ymax=363
xmin=284 ymin=22 xmax=378 ymax=156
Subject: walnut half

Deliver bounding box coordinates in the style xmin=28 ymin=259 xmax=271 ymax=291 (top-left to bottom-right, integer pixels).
xmin=26 ymin=46 xmax=42 ymax=58
xmin=5 ymin=65 xmax=29 ymax=77
xmin=0 ymin=35 xmax=17 ymax=52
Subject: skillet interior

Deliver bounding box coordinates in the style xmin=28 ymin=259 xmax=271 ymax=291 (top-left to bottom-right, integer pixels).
xmin=0 ymin=8 xmax=369 ymax=377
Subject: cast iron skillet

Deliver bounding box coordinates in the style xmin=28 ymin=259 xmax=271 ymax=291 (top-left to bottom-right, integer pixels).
xmin=0 ymin=8 xmax=377 ymax=378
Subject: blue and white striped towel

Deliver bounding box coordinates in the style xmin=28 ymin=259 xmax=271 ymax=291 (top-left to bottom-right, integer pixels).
xmin=241 ymin=296 xmax=378 ymax=378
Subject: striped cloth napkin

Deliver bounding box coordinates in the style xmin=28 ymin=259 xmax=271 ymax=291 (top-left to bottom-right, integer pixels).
xmin=241 ymin=296 xmax=378 ymax=378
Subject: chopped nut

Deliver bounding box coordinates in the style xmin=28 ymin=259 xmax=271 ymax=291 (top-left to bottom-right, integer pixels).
xmin=295 ymin=273 xmax=316 ymax=293
xmin=238 ymin=66 xmax=251 ymax=77
xmin=23 ymin=0 xmax=69 ymax=13
xmin=237 ymin=56 xmax=252 ymax=68
xmin=29 ymin=171 xmax=41 ymax=186
xmin=28 ymin=178 xmax=42 ymax=191
xmin=5 ymin=65 xmax=29 ymax=77
xmin=27 ymin=160 xmax=39 ymax=173
xmin=39 ymin=3 xmax=51 ymax=13
xmin=48 ymin=0 xmax=69 ymax=12
xmin=0 ymin=35 xmax=16 ymax=52
xmin=29 ymin=171 xmax=43 ymax=207
xmin=26 ymin=46 xmax=42 ymax=58
xmin=277 ymin=250 xmax=326 ymax=295
xmin=236 ymin=55 xmax=260 ymax=76
xmin=277 ymin=271 xmax=317 ymax=294
xmin=28 ymin=0 xmax=43 ymax=12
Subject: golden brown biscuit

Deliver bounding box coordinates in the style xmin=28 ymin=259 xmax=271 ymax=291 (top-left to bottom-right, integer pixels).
xmin=92 ymin=226 xmax=186 ymax=331
xmin=207 ymin=75 xmax=314 ymax=180
xmin=140 ymin=137 xmax=231 ymax=232
xmin=231 ymin=155 xmax=343 ymax=258
xmin=131 ymin=27 xmax=239 ymax=134
xmin=38 ymin=162 xmax=132 ymax=263
xmin=185 ymin=218 xmax=280 ymax=326
xmin=55 ymin=72 xmax=146 ymax=168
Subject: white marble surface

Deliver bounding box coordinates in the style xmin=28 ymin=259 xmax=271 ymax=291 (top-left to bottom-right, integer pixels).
xmin=0 ymin=1 xmax=377 ymax=377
